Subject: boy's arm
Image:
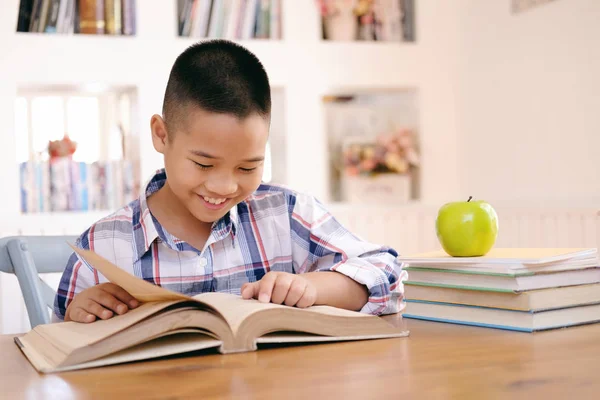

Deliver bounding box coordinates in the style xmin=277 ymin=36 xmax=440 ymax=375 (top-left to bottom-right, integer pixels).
xmin=289 ymin=193 xmax=407 ymax=316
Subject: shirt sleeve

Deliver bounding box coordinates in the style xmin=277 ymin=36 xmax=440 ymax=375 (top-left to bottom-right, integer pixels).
xmin=288 ymin=192 xmax=407 ymax=315
xmin=53 ymin=230 xmax=99 ymax=321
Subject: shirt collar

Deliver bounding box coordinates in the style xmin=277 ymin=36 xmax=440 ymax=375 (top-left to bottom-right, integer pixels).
xmin=132 ymin=169 xmax=239 ymax=261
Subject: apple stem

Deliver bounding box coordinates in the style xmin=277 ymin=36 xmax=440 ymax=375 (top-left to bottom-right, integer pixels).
xmin=467 ymin=196 xmax=472 ymax=202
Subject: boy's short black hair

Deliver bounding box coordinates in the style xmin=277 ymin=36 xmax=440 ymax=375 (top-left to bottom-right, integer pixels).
xmin=162 ymin=39 xmax=271 ymax=130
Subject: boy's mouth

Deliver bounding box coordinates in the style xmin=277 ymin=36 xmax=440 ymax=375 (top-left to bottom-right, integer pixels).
xmin=199 ymin=195 xmax=230 ymax=210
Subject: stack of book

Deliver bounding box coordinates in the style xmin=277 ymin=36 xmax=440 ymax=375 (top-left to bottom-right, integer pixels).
xmin=398 ymin=248 xmax=600 ymax=332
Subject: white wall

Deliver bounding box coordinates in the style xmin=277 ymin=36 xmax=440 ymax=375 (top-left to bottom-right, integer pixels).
xmin=455 ymin=0 xmax=600 ymax=205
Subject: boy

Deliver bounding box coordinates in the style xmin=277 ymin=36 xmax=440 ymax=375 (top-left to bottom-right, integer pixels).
xmin=54 ymin=40 xmax=407 ymax=323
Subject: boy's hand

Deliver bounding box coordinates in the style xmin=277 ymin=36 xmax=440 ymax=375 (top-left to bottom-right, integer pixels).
xmin=241 ymin=272 xmax=317 ymax=308
xmin=65 ymin=283 xmax=139 ymax=323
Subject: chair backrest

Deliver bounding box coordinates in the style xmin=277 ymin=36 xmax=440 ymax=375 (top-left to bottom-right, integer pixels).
xmin=0 ymin=235 xmax=77 ymax=328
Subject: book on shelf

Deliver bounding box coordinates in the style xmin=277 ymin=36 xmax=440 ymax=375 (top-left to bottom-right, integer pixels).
xmin=16 ymin=0 xmax=136 ymax=35
xmin=398 ymin=248 xmax=600 ymax=332
xmin=19 ymin=158 xmax=138 ymax=213
xmin=16 ymin=245 xmax=409 ymax=373
xmin=178 ymin=0 xmax=281 ymax=40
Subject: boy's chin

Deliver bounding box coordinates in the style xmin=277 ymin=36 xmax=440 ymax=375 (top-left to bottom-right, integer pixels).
xmin=189 ymin=206 xmax=233 ymax=224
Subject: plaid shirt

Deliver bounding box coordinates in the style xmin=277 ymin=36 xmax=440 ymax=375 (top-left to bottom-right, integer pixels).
xmin=54 ymin=169 xmax=407 ymax=320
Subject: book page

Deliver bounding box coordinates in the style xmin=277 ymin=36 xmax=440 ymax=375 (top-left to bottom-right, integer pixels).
xmin=398 ymin=248 xmax=597 ymax=265
xmin=193 ymin=292 xmax=284 ymax=335
xmin=71 ymin=245 xmax=193 ymax=302
xmin=194 ymin=292 xmax=374 ymax=336
xmin=33 ymin=301 xmax=183 ymax=353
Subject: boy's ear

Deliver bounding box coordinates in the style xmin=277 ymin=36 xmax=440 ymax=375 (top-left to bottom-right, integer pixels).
xmin=150 ymin=114 xmax=169 ymax=154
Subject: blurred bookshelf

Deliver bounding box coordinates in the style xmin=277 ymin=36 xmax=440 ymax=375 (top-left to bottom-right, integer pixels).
xmin=177 ymin=0 xmax=282 ymax=40
xmin=16 ymin=0 xmax=137 ymax=36
xmin=318 ymin=0 xmax=415 ymax=43
xmin=2 ymin=0 xmax=429 ymax=233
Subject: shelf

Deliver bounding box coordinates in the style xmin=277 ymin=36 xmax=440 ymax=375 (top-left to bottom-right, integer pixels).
xmin=0 ymin=0 xmax=434 ymax=227
xmin=1 ymin=211 xmax=113 ymax=236
xmin=5 ymin=35 xmax=421 ymax=91
xmin=6 ymin=34 xmax=290 ymax=88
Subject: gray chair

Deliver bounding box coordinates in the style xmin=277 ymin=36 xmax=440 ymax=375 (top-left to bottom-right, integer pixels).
xmin=0 ymin=235 xmax=77 ymax=328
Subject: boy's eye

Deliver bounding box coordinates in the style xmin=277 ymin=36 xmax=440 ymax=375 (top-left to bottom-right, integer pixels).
xmin=193 ymin=161 xmax=212 ymax=170
xmin=239 ymin=167 xmax=257 ymax=173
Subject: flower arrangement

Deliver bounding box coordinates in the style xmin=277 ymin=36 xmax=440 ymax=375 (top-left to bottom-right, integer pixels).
xmin=48 ymin=134 xmax=77 ymax=159
xmin=342 ymin=128 xmax=419 ymax=177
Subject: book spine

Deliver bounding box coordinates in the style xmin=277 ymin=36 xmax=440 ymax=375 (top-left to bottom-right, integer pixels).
xmin=19 ymin=162 xmax=27 ymax=213
xmin=121 ymin=0 xmax=136 ymax=35
xmin=78 ymin=0 xmax=105 ymax=34
xmin=199 ymin=0 xmax=214 ymax=38
xmin=35 ymin=161 xmax=43 ymax=212
xmin=56 ymin=0 xmax=69 ymax=33
xmin=29 ymin=0 xmax=43 ymax=32
xmin=104 ymin=0 xmax=115 ymax=34
xmin=241 ymin=0 xmax=257 ymax=39
xmin=41 ymin=161 xmax=51 ymax=212
xmin=269 ymin=0 xmax=280 ymax=40
xmin=37 ymin=0 xmax=51 ymax=32
xmin=65 ymin=0 xmax=77 ymax=33
xmin=79 ymin=162 xmax=89 ymax=211
xmin=17 ymin=0 xmax=35 ymax=32
xmin=44 ymin=0 xmax=62 ymax=33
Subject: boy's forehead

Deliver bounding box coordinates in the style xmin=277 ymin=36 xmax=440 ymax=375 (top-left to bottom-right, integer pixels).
xmin=177 ymin=105 xmax=270 ymax=132
xmin=172 ymin=106 xmax=270 ymax=152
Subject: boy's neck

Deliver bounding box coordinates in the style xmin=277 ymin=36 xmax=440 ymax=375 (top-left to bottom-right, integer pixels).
xmin=146 ymin=182 xmax=212 ymax=251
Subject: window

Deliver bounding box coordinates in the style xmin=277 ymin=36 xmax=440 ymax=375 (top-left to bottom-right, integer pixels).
xmin=67 ymin=97 xmax=100 ymax=162
xmin=16 ymin=94 xmax=102 ymax=162
xmin=14 ymin=97 xmax=29 ymax=164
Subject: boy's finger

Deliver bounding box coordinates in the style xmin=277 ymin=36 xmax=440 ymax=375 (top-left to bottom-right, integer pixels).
xmin=257 ymin=273 xmax=278 ymax=303
xmin=284 ymin=279 xmax=307 ymax=307
xmin=90 ymin=291 xmax=128 ymax=315
xmin=296 ymin=284 xmax=318 ymax=309
xmin=270 ymin=275 xmax=293 ymax=305
xmin=70 ymin=307 xmax=97 ymax=323
xmin=102 ymin=284 xmax=139 ymax=308
xmin=241 ymin=282 xmax=257 ymax=299
xmin=83 ymin=298 xmax=114 ymax=320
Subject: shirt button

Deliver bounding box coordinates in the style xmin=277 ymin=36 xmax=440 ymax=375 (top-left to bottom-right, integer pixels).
xmin=198 ymin=257 xmax=208 ymax=267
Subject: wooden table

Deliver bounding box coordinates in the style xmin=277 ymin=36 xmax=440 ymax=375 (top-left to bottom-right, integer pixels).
xmin=1 ymin=316 xmax=599 ymax=399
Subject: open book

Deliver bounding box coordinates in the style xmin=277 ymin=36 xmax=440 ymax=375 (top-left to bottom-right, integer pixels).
xmin=16 ymin=246 xmax=408 ymax=373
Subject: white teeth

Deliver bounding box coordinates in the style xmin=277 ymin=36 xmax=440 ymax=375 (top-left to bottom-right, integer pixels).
xmin=202 ymin=196 xmax=226 ymax=205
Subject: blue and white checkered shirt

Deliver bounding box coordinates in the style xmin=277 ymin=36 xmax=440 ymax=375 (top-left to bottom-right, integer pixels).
xmin=54 ymin=169 xmax=407 ymax=320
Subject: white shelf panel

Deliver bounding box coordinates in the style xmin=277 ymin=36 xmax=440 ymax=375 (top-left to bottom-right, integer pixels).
xmin=0 ymin=211 xmax=112 ymax=236
xmin=6 ymin=34 xmax=290 ymax=88
xmin=5 ymin=34 xmax=422 ymax=90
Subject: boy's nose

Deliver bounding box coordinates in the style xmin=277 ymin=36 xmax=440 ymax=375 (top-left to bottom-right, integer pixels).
xmin=204 ymin=179 xmax=238 ymax=197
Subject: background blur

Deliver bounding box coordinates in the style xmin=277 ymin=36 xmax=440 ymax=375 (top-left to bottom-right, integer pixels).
xmin=1 ymin=0 xmax=598 ymax=333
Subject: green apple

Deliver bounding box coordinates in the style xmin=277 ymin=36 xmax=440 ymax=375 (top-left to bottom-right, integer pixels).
xmin=435 ymin=196 xmax=499 ymax=257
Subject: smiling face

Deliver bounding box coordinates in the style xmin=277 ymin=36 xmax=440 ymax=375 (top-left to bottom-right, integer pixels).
xmin=151 ymin=106 xmax=270 ymax=224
